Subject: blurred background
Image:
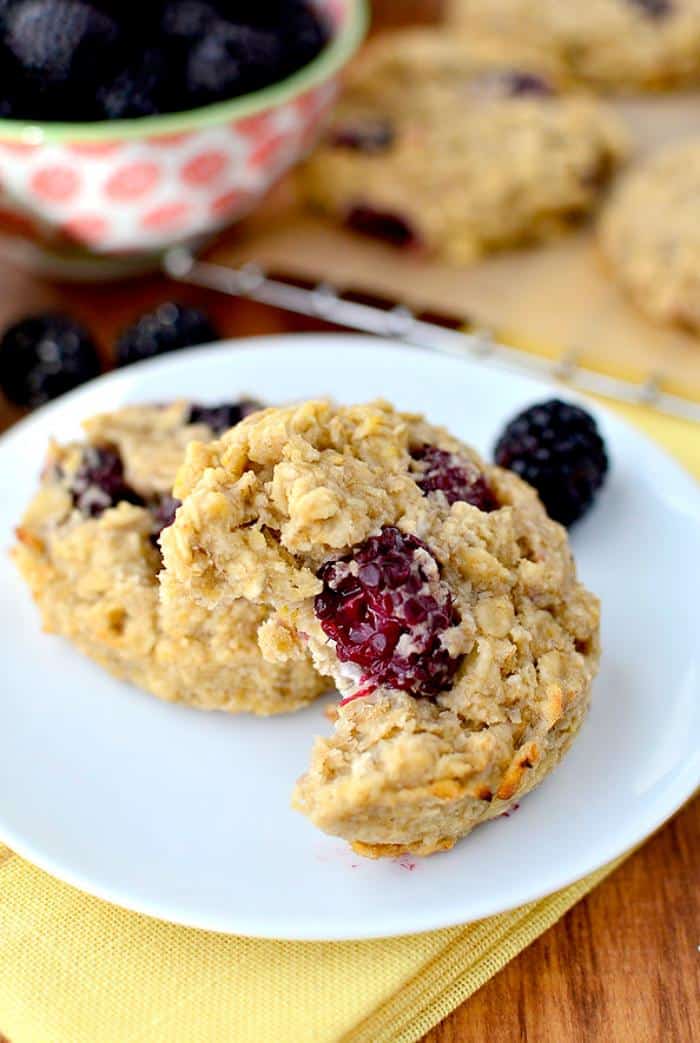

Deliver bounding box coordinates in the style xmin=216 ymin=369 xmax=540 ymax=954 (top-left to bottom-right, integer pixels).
xmin=0 ymin=0 xmax=698 ymax=430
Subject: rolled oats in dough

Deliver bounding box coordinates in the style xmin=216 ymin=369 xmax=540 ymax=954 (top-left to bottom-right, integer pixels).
xmin=162 ymin=400 xmax=600 ymax=857
xmin=298 ymin=30 xmax=627 ymax=264
xmin=599 ymin=140 xmax=700 ymax=333
xmin=13 ymin=401 xmax=327 ymax=715
xmin=447 ymin=0 xmax=700 ymax=90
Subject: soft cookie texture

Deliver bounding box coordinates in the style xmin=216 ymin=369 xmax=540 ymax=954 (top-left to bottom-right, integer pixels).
xmin=298 ymin=30 xmax=627 ymax=265
xmin=447 ymin=0 xmax=700 ymax=90
xmin=162 ymin=400 xmax=600 ymax=856
xmin=599 ymin=141 xmax=700 ymax=333
xmin=14 ymin=401 xmax=326 ymax=715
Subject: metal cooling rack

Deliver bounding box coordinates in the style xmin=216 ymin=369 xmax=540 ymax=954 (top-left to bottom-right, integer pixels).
xmin=163 ymin=247 xmax=700 ymax=425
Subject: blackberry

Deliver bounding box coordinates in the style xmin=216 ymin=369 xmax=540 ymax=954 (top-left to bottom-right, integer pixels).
xmin=276 ymin=0 xmax=330 ymax=76
xmin=0 ymin=65 xmax=19 ymax=118
xmin=315 ymin=526 xmax=461 ymax=701
xmin=5 ymin=0 xmax=122 ymax=120
xmin=187 ymin=399 xmax=262 ymax=435
xmin=411 ymin=444 xmax=498 ymax=511
xmin=627 ymin=0 xmax=673 ymax=18
xmin=0 ymin=0 xmax=331 ymax=121
xmin=159 ymin=0 xmax=220 ymax=107
xmin=0 ymin=313 xmax=101 ymax=408
xmin=185 ymin=21 xmax=282 ymax=105
xmin=471 ymin=69 xmax=555 ymax=100
xmin=328 ymin=119 xmax=395 ymax=154
xmin=346 ymin=206 xmax=418 ymax=248
xmin=161 ymin=0 xmax=220 ymax=45
xmin=503 ymin=71 xmax=555 ymax=96
xmin=69 ymin=446 xmax=143 ymax=517
xmin=151 ymin=493 xmax=181 ymax=537
xmin=116 ymin=303 xmax=218 ymax=368
xmin=494 ymin=399 xmax=609 ymax=526
xmin=98 ymin=48 xmax=170 ymax=120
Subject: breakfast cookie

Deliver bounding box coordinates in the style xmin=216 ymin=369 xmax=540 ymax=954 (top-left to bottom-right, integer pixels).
xmin=598 ymin=141 xmax=700 ymax=332
xmin=298 ymin=30 xmax=627 ymax=264
xmin=14 ymin=400 xmax=327 ymax=715
xmin=162 ymin=400 xmax=600 ymax=856
xmin=447 ymin=0 xmax=700 ymax=90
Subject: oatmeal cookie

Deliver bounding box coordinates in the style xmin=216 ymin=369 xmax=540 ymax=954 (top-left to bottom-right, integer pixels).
xmin=13 ymin=400 xmax=326 ymax=715
xmin=298 ymin=30 xmax=627 ymax=264
xmin=598 ymin=141 xmax=700 ymax=332
xmin=447 ymin=0 xmax=700 ymax=90
xmin=163 ymin=400 xmax=600 ymax=856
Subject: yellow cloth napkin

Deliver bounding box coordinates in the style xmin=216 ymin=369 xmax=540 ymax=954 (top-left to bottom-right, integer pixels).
xmin=0 ymin=402 xmax=697 ymax=1043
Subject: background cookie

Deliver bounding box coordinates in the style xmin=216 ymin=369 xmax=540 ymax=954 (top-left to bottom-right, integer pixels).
xmin=299 ymin=30 xmax=627 ymax=264
xmin=14 ymin=401 xmax=327 ymax=715
xmin=599 ymin=140 xmax=700 ymax=333
xmin=447 ymin=0 xmax=700 ymax=90
xmin=163 ymin=400 xmax=600 ymax=856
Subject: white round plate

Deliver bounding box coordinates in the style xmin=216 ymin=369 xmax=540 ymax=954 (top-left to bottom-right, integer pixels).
xmin=1 ymin=335 xmax=698 ymax=940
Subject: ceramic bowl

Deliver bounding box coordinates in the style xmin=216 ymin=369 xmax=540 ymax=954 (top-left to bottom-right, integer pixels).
xmin=0 ymin=0 xmax=367 ymax=278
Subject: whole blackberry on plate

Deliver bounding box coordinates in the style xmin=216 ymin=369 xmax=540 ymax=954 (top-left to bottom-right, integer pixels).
xmin=116 ymin=303 xmax=219 ymax=368
xmin=0 ymin=313 xmax=101 ymax=408
xmin=494 ymin=399 xmax=608 ymax=526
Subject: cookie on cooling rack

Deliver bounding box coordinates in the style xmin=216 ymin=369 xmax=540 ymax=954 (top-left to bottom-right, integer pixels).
xmin=298 ymin=30 xmax=627 ymax=265
xmin=447 ymin=0 xmax=700 ymax=90
xmin=599 ymin=141 xmax=700 ymax=333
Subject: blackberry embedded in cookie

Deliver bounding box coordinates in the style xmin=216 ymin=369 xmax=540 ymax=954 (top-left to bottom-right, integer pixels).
xmin=299 ymin=30 xmax=627 ymax=264
xmin=470 ymin=68 xmax=556 ymax=98
xmin=187 ymin=399 xmax=262 ymax=435
xmin=628 ymin=0 xmax=674 ymax=17
xmin=411 ymin=444 xmax=498 ymax=510
xmin=13 ymin=399 xmax=326 ymax=715
xmin=328 ymin=119 xmax=396 ymax=154
xmin=69 ymin=445 xmax=144 ymax=517
xmin=447 ymin=0 xmax=700 ymax=90
xmin=151 ymin=494 xmax=181 ymax=537
xmin=162 ymin=399 xmax=600 ymax=857
xmin=316 ymin=526 xmax=461 ymax=701
xmin=494 ymin=399 xmax=609 ymax=526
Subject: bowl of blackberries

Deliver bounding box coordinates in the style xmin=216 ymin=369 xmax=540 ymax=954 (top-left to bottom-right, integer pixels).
xmin=0 ymin=1 xmax=366 ymax=276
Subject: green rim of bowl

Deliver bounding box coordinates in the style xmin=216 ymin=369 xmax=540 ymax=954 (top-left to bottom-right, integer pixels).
xmin=0 ymin=1 xmax=369 ymax=144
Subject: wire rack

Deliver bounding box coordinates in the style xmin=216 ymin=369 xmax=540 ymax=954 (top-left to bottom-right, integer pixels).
xmin=163 ymin=247 xmax=700 ymax=425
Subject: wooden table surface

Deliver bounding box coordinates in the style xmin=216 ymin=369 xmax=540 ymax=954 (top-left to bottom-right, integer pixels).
xmin=0 ymin=257 xmax=697 ymax=1043
xmin=1 ymin=3 xmax=699 ymax=1039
